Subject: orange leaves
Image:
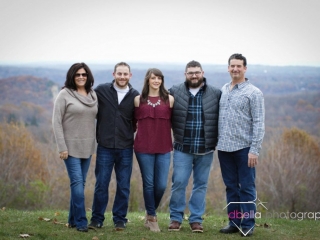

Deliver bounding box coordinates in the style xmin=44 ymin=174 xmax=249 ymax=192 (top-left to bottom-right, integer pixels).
xmin=282 ymin=128 xmax=320 ymax=157
xmin=38 ymin=215 xmax=65 ymax=225
xmin=38 ymin=217 xmax=51 ymax=222
xmin=0 ymin=122 xmax=49 ymax=208
xmin=0 ymin=121 xmax=44 ymax=180
xmin=255 ymin=222 xmax=271 ymax=228
xmin=53 ymin=219 xmax=65 ymax=225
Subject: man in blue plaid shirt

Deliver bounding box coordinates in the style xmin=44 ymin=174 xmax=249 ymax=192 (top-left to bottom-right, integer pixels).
xmin=217 ymin=54 xmax=265 ymax=237
xmin=168 ymin=60 xmax=221 ymax=233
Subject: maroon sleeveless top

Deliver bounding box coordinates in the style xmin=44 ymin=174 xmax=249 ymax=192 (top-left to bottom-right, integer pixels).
xmin=134 ymin=96 xmax=173 ymax=154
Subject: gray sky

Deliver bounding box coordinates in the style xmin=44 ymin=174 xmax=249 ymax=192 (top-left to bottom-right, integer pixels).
xmin=1 ymin=0 xmax=319 ymax=66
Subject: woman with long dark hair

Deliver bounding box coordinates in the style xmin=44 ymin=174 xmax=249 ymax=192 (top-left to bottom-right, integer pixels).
xmin=134 ymin=68 xmax=174 ymax=232
xmin=52 ymin=62 xmax=97 ymax=232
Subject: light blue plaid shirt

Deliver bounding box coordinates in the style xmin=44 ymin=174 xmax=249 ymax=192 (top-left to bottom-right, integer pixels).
xmin=217 ymin=79 xmax=265 ymax=155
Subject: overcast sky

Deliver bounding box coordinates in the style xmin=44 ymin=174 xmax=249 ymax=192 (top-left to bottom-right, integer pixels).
xmin=1 ymin=0 xmax=319 ymax=66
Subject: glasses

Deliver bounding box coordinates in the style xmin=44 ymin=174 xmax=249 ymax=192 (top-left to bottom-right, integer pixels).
xmin=75 ymin=73 xmax=88 ymax=78
xmin=186 ymin=71 xmax=202 ymax=77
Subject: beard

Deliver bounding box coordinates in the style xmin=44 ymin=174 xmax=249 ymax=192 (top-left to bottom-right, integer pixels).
xmin=186 ymin=77 xmax=204 ymax=88
xmin=115 ymin=78 xmax=129 ymax=88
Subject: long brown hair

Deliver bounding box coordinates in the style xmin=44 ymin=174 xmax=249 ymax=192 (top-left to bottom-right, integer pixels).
xmin=140 ymin=68 xmax=169 ymax=103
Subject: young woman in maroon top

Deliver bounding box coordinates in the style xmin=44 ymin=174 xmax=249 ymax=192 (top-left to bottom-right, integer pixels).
xmin=134 ymin=68 xmax=174 ymax=232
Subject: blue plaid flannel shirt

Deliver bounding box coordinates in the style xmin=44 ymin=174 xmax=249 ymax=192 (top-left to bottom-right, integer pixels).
xmin=217 ymin=79 xmax=265 ymax=155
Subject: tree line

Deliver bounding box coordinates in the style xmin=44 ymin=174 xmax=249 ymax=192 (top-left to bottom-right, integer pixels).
xmin=0 ymin=121 xmax=319 ymax=215
xmin=0 ymin=72 xmax=319 ymax=215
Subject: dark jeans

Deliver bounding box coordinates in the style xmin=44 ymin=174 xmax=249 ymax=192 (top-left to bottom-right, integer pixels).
xmin=218 ymin=147 xmax=256 ymax=229
xmin=91 ymin=145 xmax=133 ymax=225
xmin=135 ymin=152 xmax=171 ymax=216
xmin=64 ymin=155 xmax=91 ymax=229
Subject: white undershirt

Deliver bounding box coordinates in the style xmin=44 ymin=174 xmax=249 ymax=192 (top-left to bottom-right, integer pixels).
xmin=189 ymin=86 xmax=201 ymax=96
xmin=113 ymin=83 xmax=129 ymax=104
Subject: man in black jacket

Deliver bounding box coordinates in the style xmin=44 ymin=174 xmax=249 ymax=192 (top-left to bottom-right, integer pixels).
xmin=89 ymin=62 xmax=139 ymax=231
xmin=168 ymin=60 xmax=221 ymax=233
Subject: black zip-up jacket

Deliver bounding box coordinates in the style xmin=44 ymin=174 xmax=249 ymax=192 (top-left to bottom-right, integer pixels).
xmin=95 ymin=81 xmax=139 ymax=149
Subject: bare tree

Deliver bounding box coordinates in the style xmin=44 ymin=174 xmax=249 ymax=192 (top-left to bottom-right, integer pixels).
xmin=258 ymin=128 xmax=320 ymax=213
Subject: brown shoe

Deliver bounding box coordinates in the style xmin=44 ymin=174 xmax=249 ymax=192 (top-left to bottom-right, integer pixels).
xmin=168 ymin=220 xmax=181 ymax=231
xmin=190 ymin=222 xmax=203 ymax=233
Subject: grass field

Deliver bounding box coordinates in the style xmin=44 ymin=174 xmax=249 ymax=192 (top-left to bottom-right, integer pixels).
xmin=0 ymin=209 xmax=319 ymax=239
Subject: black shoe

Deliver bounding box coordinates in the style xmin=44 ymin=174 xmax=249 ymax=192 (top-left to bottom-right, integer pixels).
xmin=240 ymin=228 xmax=254 ymax=237
xmin=219 ymin=225 xmax=240 ymax=234
xmin=77 ymin=227 xmax=88 ymax=232
xmin=114 ymin=221 xmax=126 ymax=231
xmin=88 ymin=221 xmax=102 ymax=229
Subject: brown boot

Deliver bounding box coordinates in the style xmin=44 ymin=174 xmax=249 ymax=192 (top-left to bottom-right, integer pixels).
xmin=144 ymin=212 xmax=149 ymax=228
xmin=146 ymin=215 xmax=160 ymax=232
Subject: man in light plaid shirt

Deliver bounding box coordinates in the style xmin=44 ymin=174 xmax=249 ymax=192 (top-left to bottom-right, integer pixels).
xmin=217 ymin=53 xmax=265 ymax=237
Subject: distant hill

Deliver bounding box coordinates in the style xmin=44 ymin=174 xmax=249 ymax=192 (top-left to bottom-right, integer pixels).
xmin=0 ymin=74 xmax=319 ymax=137
xmin=264 ymin=92 xmax=320 ymax=136
xmin=1 ymin=64 xmax=319 ymax=95
xmin=0 ymin=75 xmax=57 ymax=127
xmin=0 ymin=75 xmax=57 ymax=108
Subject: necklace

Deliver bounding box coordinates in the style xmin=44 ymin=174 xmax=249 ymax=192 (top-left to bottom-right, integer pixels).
xmin=147 ymin=97 xmax=161 ymax=107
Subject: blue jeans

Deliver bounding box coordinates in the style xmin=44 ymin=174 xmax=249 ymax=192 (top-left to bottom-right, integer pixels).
xmin=218 ymin=147 xmax=256 ymax=229
xmin=91 ymin=145 xmax=133 ymax=225
xmin=135 ymin=152 xmax=171 ymax=216
xmin=64 ymin=155 xmax=91 ymax=229
xmin=169 ymin=150 xmax=213 ymax=223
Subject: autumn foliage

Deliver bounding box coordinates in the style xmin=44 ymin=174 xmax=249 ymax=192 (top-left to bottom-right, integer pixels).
xmin=0 ymin=122 xmax=49 ymax=208
xmin=257 ymin=128 xmax=320 ymax=212
xmin=0 ymin=74 xmax=319 ymax=214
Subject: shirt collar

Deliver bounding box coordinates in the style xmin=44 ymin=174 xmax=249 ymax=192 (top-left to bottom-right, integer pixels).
xmin=227 ymin=78 xmax=249 ymax=89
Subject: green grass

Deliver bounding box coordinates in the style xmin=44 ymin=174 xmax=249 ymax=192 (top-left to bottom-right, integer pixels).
xmin=0 ymin=209 xmax=319 ymax=239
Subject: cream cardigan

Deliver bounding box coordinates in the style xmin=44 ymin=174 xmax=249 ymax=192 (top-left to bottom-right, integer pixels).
xmin=52 ymin=88 xmax=98 ymax=158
